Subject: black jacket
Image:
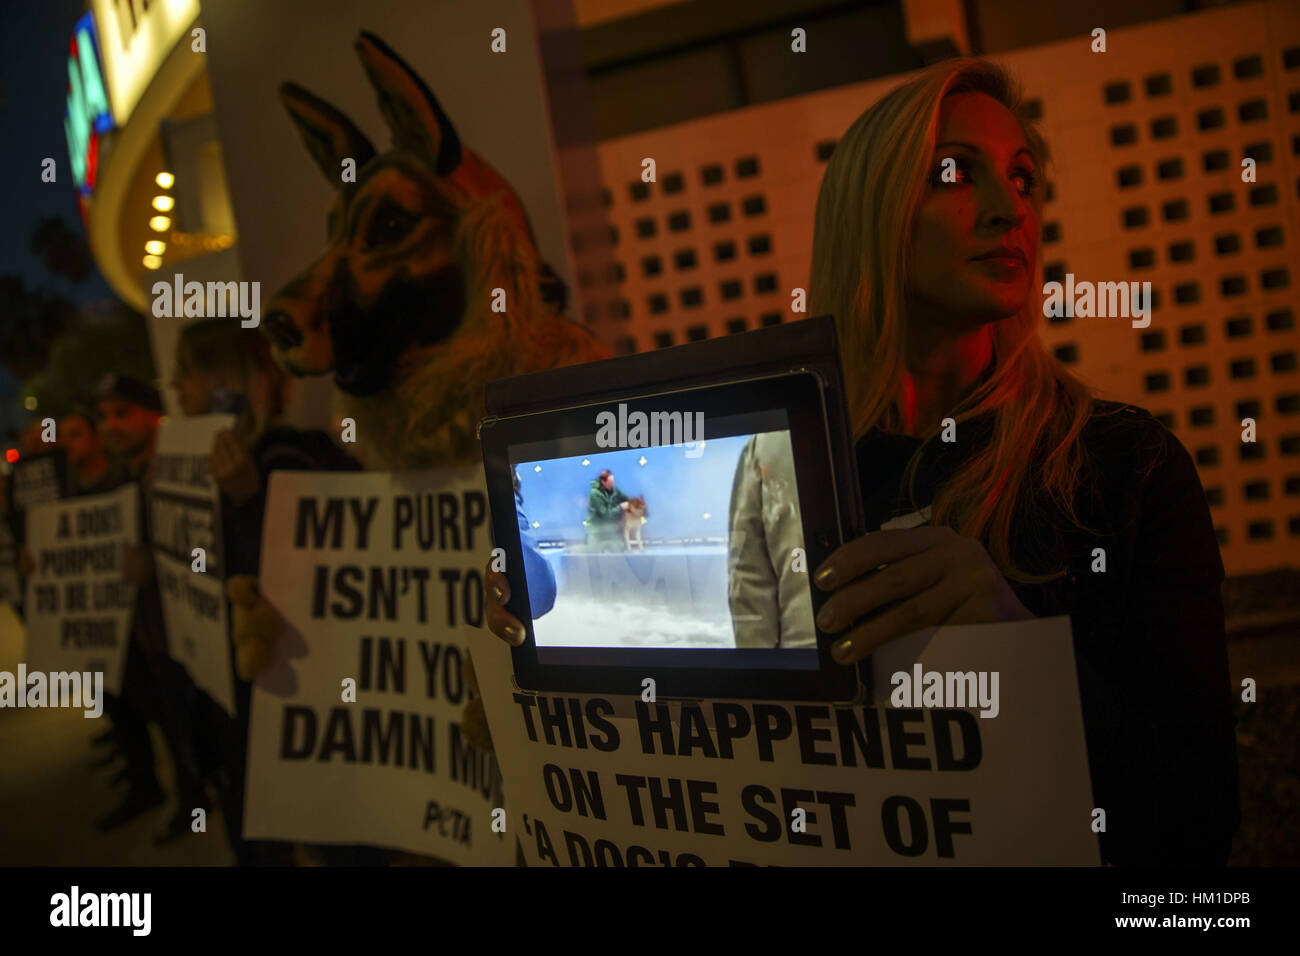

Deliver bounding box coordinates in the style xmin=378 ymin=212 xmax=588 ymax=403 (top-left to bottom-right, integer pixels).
xmin=221 ymin=427 xmax=361 ymax=578
xmin=218 ymin=427 xmax=362 ymax=739
xmin=856 ymin=399 xmax=1240 ymax=866
xmin=73 ymin=458 xmax=127 ymax=498
xmin=129 ymin=462 xmax=169 ymax=658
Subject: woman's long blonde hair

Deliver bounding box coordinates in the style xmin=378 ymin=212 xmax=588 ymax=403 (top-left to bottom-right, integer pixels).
xmin=810 ymin=58 xmax=1095 ymax=583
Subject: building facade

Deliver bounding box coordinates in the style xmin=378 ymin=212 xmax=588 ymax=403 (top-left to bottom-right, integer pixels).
xmin=64 ymin=0 xmax=1300 ymax=574
xmin=588 ymin=0 xmax=1300 ymax=574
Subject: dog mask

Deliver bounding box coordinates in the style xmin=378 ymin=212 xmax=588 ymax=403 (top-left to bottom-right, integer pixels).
xmin=261 ymin=32 xmax=562 ymax=396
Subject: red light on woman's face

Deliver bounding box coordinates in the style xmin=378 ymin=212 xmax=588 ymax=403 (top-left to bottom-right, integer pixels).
xmin=4 ymin=449 xmax=18 ymax=463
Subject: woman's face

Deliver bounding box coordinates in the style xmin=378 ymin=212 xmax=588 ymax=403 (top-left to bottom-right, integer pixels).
xmin=170 ymin=344 xmax=213 ymax=417
xmin=909 ymin=91 xmax=1041 ymax=332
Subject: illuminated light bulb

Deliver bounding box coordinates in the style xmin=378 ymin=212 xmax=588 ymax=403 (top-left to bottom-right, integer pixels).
xmin=533 ymin=464 xmax=542 ymax=472
xmin=143 ymin=254 xmax=162 ymax=270
xmin=149 ymin=216 xmax=171 ymax=231
xmin=155 ymin=171 xmax=175 ymax=188
xmin=151 ymin=195 xmax=174 ymax=212
xmin=531 ymin=521 xmax=540 ymax=529
xmin=145 ymin=240 xmax=166 ymax=255
xmin=638 ymin=455 xmax=647 ymax=466
xmin=24 ymin=396 xmax=38 ymax=411
xmin=581 ymin=459 xmax=590 ymax=466
xmin=702 ymin=512 xmax=711 ymax=520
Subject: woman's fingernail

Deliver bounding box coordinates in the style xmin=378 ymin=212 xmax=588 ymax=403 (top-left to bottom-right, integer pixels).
xmin=816 ymin=606 xmax=836 ymax=631
xmin=503 ymin=624 xmax=525 ymax=645
xmin=833 ymin=636 xmax=854 ymax=661
xmin=814 ymin=565 xmax=836 ymax=588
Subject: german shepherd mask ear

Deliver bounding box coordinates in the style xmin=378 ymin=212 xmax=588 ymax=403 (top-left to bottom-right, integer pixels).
xmin=354 ymin=31 xmax=462 ymax=176
xmin=279 ymin=82 xmax=377 ymax=189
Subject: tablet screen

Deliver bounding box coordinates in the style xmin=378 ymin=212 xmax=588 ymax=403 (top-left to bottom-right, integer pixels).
xmin=509 ymin=409 xmax=819 ymax=670
xmin=482 ymin=367 xmax=860 ymax=701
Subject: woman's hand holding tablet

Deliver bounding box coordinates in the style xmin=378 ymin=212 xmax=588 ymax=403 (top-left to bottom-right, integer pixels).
xmin=484 ymin=565 xmax=525 ymax=646
xmin=814 ymin=526 xmax=1035 ymax=664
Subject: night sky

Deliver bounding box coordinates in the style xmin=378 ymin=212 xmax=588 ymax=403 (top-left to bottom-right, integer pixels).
xmin=0 ymin=0 xmax=113 ymax=435
xmin=0 ymin=0 xmax=112 ymax=301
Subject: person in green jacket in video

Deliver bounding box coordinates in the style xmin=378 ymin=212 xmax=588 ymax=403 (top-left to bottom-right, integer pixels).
xmin=586 ymin=468 xmax=630 ymax=552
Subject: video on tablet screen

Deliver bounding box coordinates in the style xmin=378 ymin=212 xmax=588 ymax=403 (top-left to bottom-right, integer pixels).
xmin=510 ymin=422 xmax=818 ymax=660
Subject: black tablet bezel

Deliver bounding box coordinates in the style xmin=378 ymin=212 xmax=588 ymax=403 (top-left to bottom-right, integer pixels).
xmin=480 ymin=369 xmax=859 ymax=702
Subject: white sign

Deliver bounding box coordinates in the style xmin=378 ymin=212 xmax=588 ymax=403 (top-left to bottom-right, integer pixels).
xmin=0 ymin=522 xmax=20 ymax=607
xmin=23 ymin=485 xmax=138 ymax=694
xmin=150 ymin=415 xmax=236 ymax=715
xmin=243 ymin=468 xmax=515 ymax=864
xmin=469 ymin=616 xmax=1100 ymax=865
xmin=11 ymin=451 xmax=66 ymax=512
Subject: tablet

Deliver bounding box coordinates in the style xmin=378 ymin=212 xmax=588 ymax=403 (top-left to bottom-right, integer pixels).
xmin=479 ymin=316 xmax=866 ymax=703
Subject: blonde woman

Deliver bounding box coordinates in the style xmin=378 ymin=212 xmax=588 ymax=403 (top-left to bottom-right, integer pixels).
xmin=484 ymin=58 xmax=1239 ymax=866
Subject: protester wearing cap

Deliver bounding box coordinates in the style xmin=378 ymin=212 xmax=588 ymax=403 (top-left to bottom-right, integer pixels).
xmin=95 ymin=373 xmax=162 ymax=481
xmin=92 ymin=371 xmax=209 ymax=842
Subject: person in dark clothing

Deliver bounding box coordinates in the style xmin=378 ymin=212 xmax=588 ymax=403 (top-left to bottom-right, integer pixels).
xmin=57 ymin=403 xmax=121 ymax=498
xmin=222 ymin=425 xmax=363 ymax=865
xmin=485 ymin=57 xmax=1240 ymax=867
xmin=170 ymin=318 xmax=361 ymax=865
xmin=93 ymin=372 xmax=208 ymax=840
xmin=585 ymin=468 xmax=630 ymax=553
xmin=848 ymin=398 xmax=1238 ymax=865
xmin=88 ymin=377 xmax=159 ymax=810
xmin=51 ymin=401 xmax=127 ymax=755
xmin=513 ymin=469 xmax=557 ymax=618
xmin=800 ymin=59 xmax=1238 ymax=866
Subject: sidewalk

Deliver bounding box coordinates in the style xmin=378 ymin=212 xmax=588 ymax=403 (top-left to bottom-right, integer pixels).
xmin=0 ymin=704 xmax=235 ymax=865
xmin=0 ymin=596 xmax=235 ymax=865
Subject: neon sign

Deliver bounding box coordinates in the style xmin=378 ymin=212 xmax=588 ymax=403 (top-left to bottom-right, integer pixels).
xmin=64 ymin=12 xmax=113 ymax=197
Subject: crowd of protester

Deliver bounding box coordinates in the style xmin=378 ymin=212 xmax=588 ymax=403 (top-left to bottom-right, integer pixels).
xmin=3 ymin=322 xmax=361 ymax=863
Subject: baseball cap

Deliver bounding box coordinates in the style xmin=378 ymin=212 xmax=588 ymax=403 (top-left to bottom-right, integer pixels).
xmin=96 ymin=373 xmax=163 ymax=412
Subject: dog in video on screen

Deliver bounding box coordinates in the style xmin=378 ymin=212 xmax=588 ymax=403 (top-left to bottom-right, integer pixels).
xmin=227 ymin=32 xmax=608 ymax=768
xmin=622 ymin=496 xmax=648 ymax=550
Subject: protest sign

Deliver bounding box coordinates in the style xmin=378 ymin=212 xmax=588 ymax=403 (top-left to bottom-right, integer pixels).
xmin=469 ymin=616 xmax=1100 ymax=865
xmin=9 ymin=449 xmax=67 ymax=515
xmin=150 ymin=415 xmax=236 ymax=715
xmin=243 ymin=468 xmax=515 ymax=864
xmin=23 ymin=485 xmax=138 ymax=694
xmin=0 ymin=522 xmax=20 ymax=608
